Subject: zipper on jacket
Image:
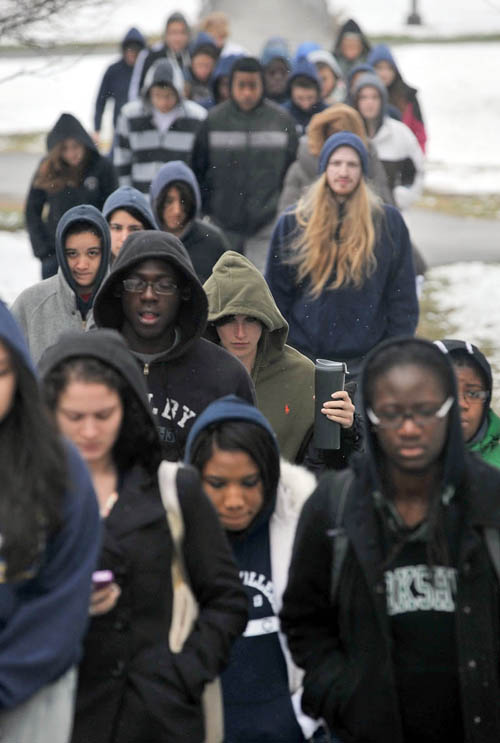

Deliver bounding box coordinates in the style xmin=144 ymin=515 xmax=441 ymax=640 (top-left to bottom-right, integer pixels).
xmin=143 ymin=362 xmax=149 ymax=376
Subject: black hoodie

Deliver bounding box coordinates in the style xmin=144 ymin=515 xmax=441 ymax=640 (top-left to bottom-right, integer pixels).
xmin=25 ymin=113 xmax=117 ymax=263
xmin=93 ymin=231 xmax=255 ymax=458
xmin=38 ymin=330 xmax=248 ymax=743
xmin=281 ymin=337 xmax=500 ymax=743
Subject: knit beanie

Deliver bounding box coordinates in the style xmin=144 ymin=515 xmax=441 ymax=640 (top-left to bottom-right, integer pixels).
xmin=318 ymin=131 xmax=368 ymax=175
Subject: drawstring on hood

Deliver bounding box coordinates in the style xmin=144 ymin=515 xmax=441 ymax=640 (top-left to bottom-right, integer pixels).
xmin=435 ymin=339 xmax=493 ymax=439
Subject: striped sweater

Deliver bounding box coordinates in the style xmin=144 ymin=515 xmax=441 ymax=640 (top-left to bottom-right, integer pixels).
xmin=114 ymin=99 xmax=207 ymax=193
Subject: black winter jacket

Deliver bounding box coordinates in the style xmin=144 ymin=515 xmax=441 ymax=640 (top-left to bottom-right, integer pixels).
xmin=281 ymin=338 xmax=500 ymax=743
xmin=72 ymin=464 xmax=248 ymax=743
xmin=25 ymin=114 xmax=117 ymax=261
xmin=192 ymin=98 xmax=298 ymax=237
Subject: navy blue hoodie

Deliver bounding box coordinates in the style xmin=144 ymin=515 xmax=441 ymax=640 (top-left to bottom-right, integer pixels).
xmin=0 ymin=301 xmax=101 ymax=709
xmin=149 ymin=160 xmax=229 ymax=283
xmin=186 ymin=396 xmax=304 ymax=742
xmin=94 ymin=27 xmax=146 ymax=131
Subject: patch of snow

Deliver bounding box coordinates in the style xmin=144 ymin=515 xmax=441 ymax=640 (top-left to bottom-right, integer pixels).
xmin=328 ymin=0 xmax=500 ymax=36
xmin=0 ymin=231 xmax=40 ymax=305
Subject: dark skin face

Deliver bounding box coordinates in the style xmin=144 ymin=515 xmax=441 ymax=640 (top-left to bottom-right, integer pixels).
xmin=370 ymin=364 xmax=450 ymax=525
xmin=231 ymin=71 xmax=264 ymax=112
xmin=264 ymin=58 xmax=289 ymax=97
xmin=121 ymin=259 xmax=183 ymax=354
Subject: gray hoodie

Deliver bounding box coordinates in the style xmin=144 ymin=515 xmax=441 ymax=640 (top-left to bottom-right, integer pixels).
xmin=11 ymin=205 xmax=110 ymax=363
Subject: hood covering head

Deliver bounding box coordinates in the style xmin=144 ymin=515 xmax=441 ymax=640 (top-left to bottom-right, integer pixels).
xmin=212 ymin=53 xmax=243 ymax=96
xmin=346 ymin=62 xmax=375 ymax=92
xmin=352 ymin=71 xmax=388 ymax=109
xmin=122 ymin=26 xmax=146 ymax=51
xmin=334 ymin=18 xmax=371 ymax=58
xmin=435 ymin=339 xmax=492 ymax=431
xmin=46 ymin=113 xmax=96 ymax=154
xmin=149 ymin=160 xmax=201 ymax=227
xmin=165 ymin=10 xmax=189 ymax=32
xmin=38 ymin=328 xmax=156 ymax=430
xmin=93 ymin=230 xmax=208 ymax=352
xmin=0 ymin=300 xmax=36 ymax=377
xmin=359 ymin=336 xmax=465 ymax=492
xmin=287 ymin=57 xmax=321 ymax=93
xmin=318 ymin=131 xmax=368 ymax=175
xmin=293 ymin=41 xmax=321 ymax=64
xmin=261 ymin=36 xmax=291 ymax=69
xmin=204 ymin=250 xmax=289 ymax=359
xmin=142 ymin=59 xmax=184 ymax=100
xmin=366 ymin=43 xmax=399 ymax=75
xmin=185 ymin=393 xmax=278 ymax=463
xmin=190 ymin=31 xmax=219 ymax=60
xmin=307 ymin=48 xmax=343 ymax=80
xmin=55 ymin=204 xmax=111 ymax=301
xmin=308 ymin=103 xmax=367 ymax=156
xmin=103 ymin=186 xmax=157 ymax=230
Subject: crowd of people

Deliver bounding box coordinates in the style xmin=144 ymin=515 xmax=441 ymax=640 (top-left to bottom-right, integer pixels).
xmin=1 ymin=8 xmax=499 ymax=743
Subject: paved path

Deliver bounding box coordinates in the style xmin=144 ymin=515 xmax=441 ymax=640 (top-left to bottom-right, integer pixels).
xmin=201 ymin=0 xmax=334 ymax=54
xmin=0 ymin=150 xmax=498 ymax=267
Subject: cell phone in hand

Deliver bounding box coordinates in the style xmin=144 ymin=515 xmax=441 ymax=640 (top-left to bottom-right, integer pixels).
xmin=92 ymin=570 xmax=114 ymax=590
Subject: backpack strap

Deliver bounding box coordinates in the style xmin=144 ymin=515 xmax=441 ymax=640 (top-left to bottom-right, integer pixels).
xmin=328 ymin=469 xmax=354 ymax=604
xmin=484 ymin=527 xmax=500 ymax=586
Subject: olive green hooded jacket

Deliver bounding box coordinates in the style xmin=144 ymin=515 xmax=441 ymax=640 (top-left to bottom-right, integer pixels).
xmin=204 ymin=251 xmax=315 ymax=462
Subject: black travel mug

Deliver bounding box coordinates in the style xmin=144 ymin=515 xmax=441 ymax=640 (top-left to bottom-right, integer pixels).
xmin=314 ymin=359 xmax=347 ymax=450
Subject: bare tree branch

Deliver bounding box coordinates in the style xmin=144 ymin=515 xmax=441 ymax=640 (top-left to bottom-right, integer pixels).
xmin=0 ymin=0 xmax=110 ymax=46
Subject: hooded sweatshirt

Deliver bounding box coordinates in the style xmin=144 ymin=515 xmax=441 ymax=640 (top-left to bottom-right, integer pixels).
xmin=185 ymin=395 xmax=318 ymax=741
xmin=283 ymin=58 xmax=327 ymax=136
xmin=94 ymin=27 xmax=146 ymax=132
xmin=281 ymin=336 xmax=500 ymax=743
xmin=38 ymin=330 xmax=248 ymax=743
xmin=352 ymin=73 xmax=425 ymax=210
xmin=0 ymin=301 xmax=100 ymax=709
xmin=92 ymin=232 xmax=255 ymax=459
xmin=307 ymin=48 xmax=346 ymax=104
xmin=261 ymin=37 xmax=291 ymax=104
xmin=367 ymin=43 xmax=427 ymax=152
xmin=149 ymin=160 xmax=229 ymax=283
xmin=114 ymin=60 xmax=207 ymax=193
xmin=12 ymin=204 xmax=111 ymax=364
xmin=102 ymin=185 xmax=157 ymax=232
xmin=204 ymin=251 xmax=315 ymax=462
xmin=332 ymin=18 xmax=372 ymax=77
xmin=25 ymin=114 xmax=117 ymax=263
xmin=436 ymin=339 xmax=500 ymax=469
xmin=211 ymin=53 xmax=243 ymax=104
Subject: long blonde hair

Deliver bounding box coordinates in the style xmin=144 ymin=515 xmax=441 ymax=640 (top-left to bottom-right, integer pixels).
xmin=288 ymin=174 xmax=382 ymax=299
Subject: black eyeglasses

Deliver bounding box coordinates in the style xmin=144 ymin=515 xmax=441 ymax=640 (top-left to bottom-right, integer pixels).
xmin=458 ymin=389 xmax=489 ymax=404
xmin=122 ymin=278 xmax=179 ymax=296
xmin=367 ymin=396 xmax=454 ymax=429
